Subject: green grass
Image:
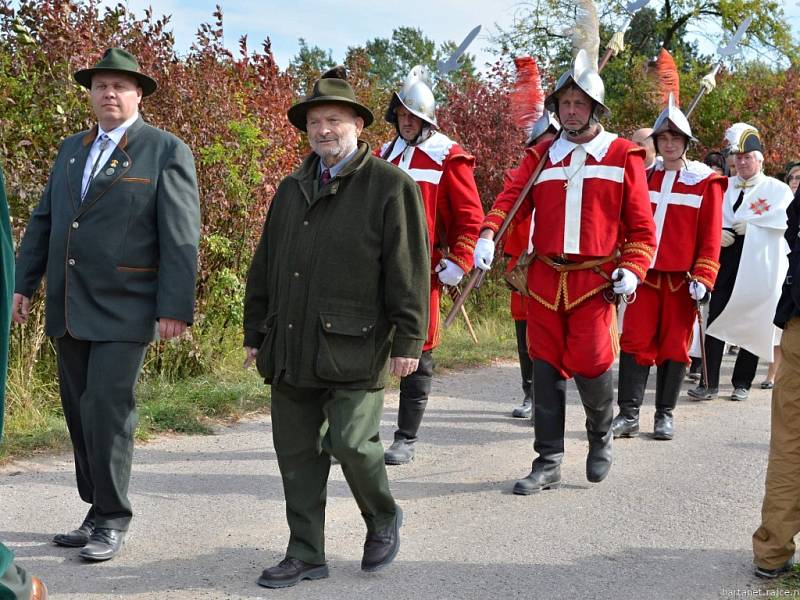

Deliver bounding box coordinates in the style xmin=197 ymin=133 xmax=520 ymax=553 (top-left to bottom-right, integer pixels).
xmin=768 ymin=563 xmax=800 ymax=592
xmin=0 ymin=292 xmax=519 ymax=463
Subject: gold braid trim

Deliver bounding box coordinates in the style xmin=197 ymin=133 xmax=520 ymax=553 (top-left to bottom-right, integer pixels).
xmin=563 ymin=281 xmax=611 ymax=311
xmin=456 ymin=235 xmax=476 ymax=250
xmin=643 ymin=271 xmax=662 ymax=290
xmin=448 ymin=252 xmax=472 ymax=274
xmin=529 ymin=272 xmax=566 ymax=311
xmin=622 ymin=247 xmax=654 ymax=261
xmin=694 ymin=257 xmax=720 ymax=273
xmin=667 ymin=274 xmax=686 ymax=292
xmin=618 ymin=260 xmax=648 ymax=281
xmin=693 ymin=274 xmax=715 ymax=290
xmin=487 ymin=208 xmax=507 ymax=221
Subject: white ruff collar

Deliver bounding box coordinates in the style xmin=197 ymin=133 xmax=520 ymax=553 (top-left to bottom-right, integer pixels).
xmin=653 ymin=158 xmax=715 ymax=185
xmin=382 ymin=131 xmax=455 ymax=165
xmin=548 ymin=127 xmax=618 ymax=165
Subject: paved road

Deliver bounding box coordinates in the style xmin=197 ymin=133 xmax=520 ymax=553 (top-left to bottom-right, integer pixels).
xmin=0 ymin=356 xmax=780 ymax=599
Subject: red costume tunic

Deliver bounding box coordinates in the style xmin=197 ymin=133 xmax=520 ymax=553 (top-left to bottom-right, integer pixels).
xmin=379 ymin=132 xmax=483 ymax=350
xmin=620 ymin=160 xmax=725 ymax=365
xmin=483 ymin=130 xmax=657 ymax=378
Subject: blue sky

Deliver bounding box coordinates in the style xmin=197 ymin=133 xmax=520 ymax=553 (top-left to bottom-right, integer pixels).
xmin=107 ymin=0 xmax=799 ymax=69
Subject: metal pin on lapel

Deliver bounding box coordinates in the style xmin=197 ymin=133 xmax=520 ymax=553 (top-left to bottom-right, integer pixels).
xmin=105 ymin=168 xmax=115 ymax=176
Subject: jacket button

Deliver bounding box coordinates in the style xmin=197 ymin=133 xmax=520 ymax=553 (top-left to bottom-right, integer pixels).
xmin=72 ymin=221 xmax=79 ymax=229
xmin=325 ymin=322 xmax=332 ymax=328
xmin=68 ymin=258 xmax=76 ymax=266
xmin=303 ymin=220 xmax=309 ymax=226
xmin=293 ymin=272 xmax=299 ymax=278
xmin=288 ymin=323 xmax=293 ymax=330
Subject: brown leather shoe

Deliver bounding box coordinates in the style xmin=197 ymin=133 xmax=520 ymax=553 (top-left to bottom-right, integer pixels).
xmin=256 ymin=557 xmax=329 ymax=589
xmin=361 ymin=505 xmax=403 ymax=572
xmin=79 ymin=528 xmax=125 ymax=561
xmin=52 ymin=520 xmax=94 ymax=547
xmin=31 ymin=576 xmax=48 ymax=600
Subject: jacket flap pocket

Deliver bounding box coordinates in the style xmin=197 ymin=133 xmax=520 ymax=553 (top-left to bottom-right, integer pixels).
xmin=319 ymin=312 xmax=375 ymax=336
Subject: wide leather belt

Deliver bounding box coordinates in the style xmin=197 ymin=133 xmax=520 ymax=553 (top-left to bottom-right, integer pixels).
xmin=536 ymin=253 xmax=616 ymax=273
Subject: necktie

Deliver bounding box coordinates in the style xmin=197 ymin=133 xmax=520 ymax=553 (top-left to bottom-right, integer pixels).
xmin=321 ymin=168 xmax=331 ymax=186
xmin=732 ymin=190 xmax=744 ymax=213
xmin=82 ymin=134 xmax=110 ymax=201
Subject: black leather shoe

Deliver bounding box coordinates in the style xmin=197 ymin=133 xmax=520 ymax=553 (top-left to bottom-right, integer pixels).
xmin=754 ymin=558 xmax=795 ymax=579
xmin=513 ymin=464 xmax=561 ymax=495
xmin=257 ymin=556 xmax=329 ymax=589
xmin=384 ymin=440 xmax=415 ymax=465
xmin=79 ymin=528 xmax=125 ymax=561
xmin=512 ymin=394 xmax=532 ymax=418
xmin=653 ymin=411 xmax=674 ymax=440
xmin=611 ymin=413 xmax=639 ymax=438
xmin=53 ymin=520 xmax=94 ymax=548
xmin=361 ymin=506 xmax=403 ymax=572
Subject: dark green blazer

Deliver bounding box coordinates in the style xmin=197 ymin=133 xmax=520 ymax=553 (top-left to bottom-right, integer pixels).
xmin=15 ymin=117 xmax=200 ymax=343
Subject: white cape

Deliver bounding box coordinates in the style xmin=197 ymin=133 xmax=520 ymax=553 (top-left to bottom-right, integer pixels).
xmin=706 ymin=174 xmax=792 ymax=360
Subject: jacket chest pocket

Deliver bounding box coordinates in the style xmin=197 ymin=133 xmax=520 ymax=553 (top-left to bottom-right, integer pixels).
xmin=315 ymin=311 xmax=376 ymax=382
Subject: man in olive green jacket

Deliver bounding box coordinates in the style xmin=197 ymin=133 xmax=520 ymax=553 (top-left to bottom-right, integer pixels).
xmin=12 ymin=49 xmax=200 ymax=562
xmin=244 ymin=68 xmax=430 ymax=589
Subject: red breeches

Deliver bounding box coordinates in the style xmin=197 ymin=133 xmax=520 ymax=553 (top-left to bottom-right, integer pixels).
xmin=527 ymin=292 xmax=618 ymax=379
xmin=619 ymin=271 xmax=695 ymax=366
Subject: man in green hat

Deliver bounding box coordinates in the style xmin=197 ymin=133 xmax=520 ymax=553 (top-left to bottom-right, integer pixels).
xmin=244 ymin=67 xmax=430 ymax=589
xmin=0 ymin=166 xmax=48 ymax=599
xmin=12 ymin=48 xmax=200 ymax=562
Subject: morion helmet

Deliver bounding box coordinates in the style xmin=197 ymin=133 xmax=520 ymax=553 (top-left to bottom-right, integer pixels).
xmin=650 ymin=93 xmax=697 ymax=142
xmin=544 ymin=49 xmax=609 ymax=120
xmin=385 ymin=65 xmax=438 ymax=128
xmin=526 ymin=111 xmax=561 ymax=146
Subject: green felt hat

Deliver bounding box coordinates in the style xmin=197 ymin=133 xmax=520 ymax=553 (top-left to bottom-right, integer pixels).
xmin=287 ymin=66 xmax=373 ymax=132
xmin=74 ymin=48 xmax=157 ymax=97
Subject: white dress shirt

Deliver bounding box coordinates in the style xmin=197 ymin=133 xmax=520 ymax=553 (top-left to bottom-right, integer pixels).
xmin=81 ymin=112 xmax=139 ymax=199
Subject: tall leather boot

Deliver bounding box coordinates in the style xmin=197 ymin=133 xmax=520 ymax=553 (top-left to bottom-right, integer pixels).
xmin=385 ymin=351 xmax=434 ymax=465
xmin=512 ymin=320 xmax=534 ymax=419
xmin=514 ymin=360 xmax=565 ymax=495
xmin=611 ymin=351 xmax=650 ymax=438
xmin=654 ymin=360 xmax=686 ymax=440
xmin=574 ymin=369 xmax=614 ymax=483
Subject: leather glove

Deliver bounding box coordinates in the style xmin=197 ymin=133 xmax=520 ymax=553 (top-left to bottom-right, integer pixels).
xmin=721 ymin=229 xmax=736 ymax=247
xmin=688 ymin=280 xmax=707 ymax=301
xmin=611 ymin=267 xmax=638 ymax=295
xmin=473 ymin=238 xmax=495 ymax=271
xmin=436 ymin=259 xmax=465 ymax=286
xmin=732 ymin=221 xmax=747 ymax=236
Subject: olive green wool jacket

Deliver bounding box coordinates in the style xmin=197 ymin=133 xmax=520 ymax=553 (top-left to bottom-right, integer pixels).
xmin=244 ymin=141 xmax=430 ymax=389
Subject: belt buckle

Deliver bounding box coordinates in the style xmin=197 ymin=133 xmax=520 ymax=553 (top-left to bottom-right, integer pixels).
xmin=551 ymin=255 xmax=570 ymax=266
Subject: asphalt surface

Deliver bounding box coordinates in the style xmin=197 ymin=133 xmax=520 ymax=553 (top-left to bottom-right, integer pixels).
xmin=0 ymin=354 xmax=783 ymax=599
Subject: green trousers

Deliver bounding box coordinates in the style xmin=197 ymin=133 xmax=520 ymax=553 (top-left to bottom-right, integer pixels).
xmin=270 ymin=382 xmax=397 ymax=565
xmin=56 ymin=334 xmax=148 ymax=531
xmin=0 ymin=544 xmax=31 ymax=600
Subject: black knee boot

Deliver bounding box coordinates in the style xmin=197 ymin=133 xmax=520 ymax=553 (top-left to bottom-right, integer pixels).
xmin=654 ymin=361 xmax=686 ymax=440
xmin=385 ymin=350 xmax=434 ymax=465
xmin=512 ymin=320 xmax=534 ymax=419
xmin=611 ymin=352 xmax=650 ymax=438
xmin=574 ymin=369 xmax=614 ymax=483
xmin=513 ymin=360 xmax=565 ymax=495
